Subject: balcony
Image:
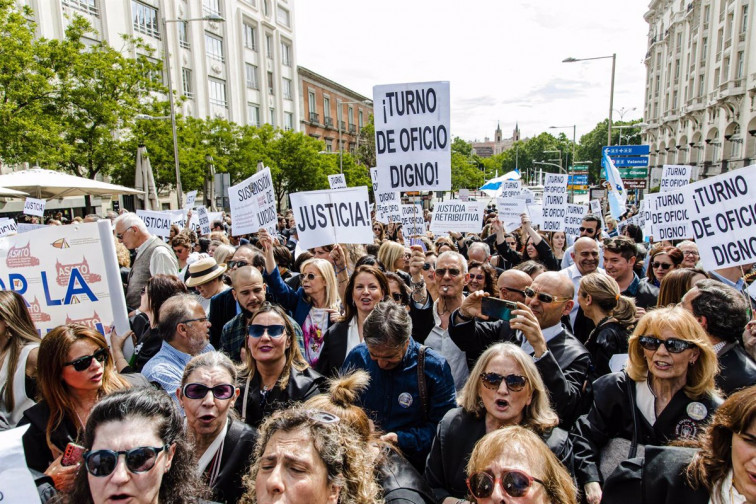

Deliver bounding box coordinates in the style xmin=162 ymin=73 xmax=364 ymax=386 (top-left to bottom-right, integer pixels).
xmin=349 ymin=124 xmax=357 ymax=134
xmin=340 ymin=120 xmax=346 ymax=131
xmin=324 ymin=116 xmax=333 ymax=128
xmin=309 ymin=112 xmax=319 ymax=124
xmin=739 ymin=33 xmax=746 ymax=43
xmin=725 ymin=38 xmax=732 ymax=49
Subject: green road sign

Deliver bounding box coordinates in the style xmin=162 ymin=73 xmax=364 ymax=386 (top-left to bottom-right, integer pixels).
xmin=618 ymin=167 xmax=648 ymax=179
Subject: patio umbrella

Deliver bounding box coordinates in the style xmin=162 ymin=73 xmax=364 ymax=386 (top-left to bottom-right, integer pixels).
xmin=0 ymin=186 xmax=29 ymax=197
xmin=0 ymin=168 xmax=142 ymax=199
xmin=480 ymin=169 xmax=521 ymax=197
xmin=135 ymin=146 xmax=160 ymax=210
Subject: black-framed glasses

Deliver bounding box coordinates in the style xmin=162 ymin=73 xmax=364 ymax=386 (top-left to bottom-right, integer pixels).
xmin=63 ymin=347 xmax=109 ymax=372
xmin=182 ymin=383 xmax=236 ymax=400
xmin=638 ymin=336 xmax=696 ymax=353
xmin=681 ymin=250 xmax=699 ymax=257
xmin=248 ymin=324 xmax=286 ymax=338
xmin=480 ymin=372 xmax=528 ymax=392
xmin=435 ymin=267 xmax=461 ymax=278
xmin=83 ymin=445 xmax=170 ymax=477
xmin=180 ymin=317 xmax=208 ymax=325
xmin=500 ymin=286 xmax=526 ymax=297
xmin=652 ymin=262 xmax=673 ymax=270
xmin=467 ymin=469 xmax=544 ymax=499
xmin=523 ymin=287 xmax=571 ymax=304
xmin=423 ymin=262 xmax=434 ymax=271
xmin=115 ymin=226 xmax=134 ymax=240
xmin=228 ymin=260 xmax=250 ymax=269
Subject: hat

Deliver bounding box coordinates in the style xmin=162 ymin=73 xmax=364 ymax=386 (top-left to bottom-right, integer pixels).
xmin=185 ymin=257 xmax=227 ymax=287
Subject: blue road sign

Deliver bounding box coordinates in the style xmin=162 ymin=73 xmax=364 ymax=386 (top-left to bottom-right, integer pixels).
xmin=611 ymin=156 xmax=649 ymax=167
xmin=602 ymin=145 xmax=650 ymax=156
xmin=568 ymin=174 xmax=588 ymax=184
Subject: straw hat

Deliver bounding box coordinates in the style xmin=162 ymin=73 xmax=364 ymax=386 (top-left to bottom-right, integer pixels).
xmin=185 ymin=257 xmax=227 ymax=287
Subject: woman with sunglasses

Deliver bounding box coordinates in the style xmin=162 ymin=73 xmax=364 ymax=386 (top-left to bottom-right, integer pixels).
xmin=177 ymin=352 xmax=257 ymax=503
xmin=572 ymin=306 xmax=721 ymax=504
xmin=425 ymin=343 xmax=573 ymax=503
xmin=19 ymin=325 xmax=130 ymax=492
xmin=373 ymin=221 xmax=386 ymax=243
xmin=643 ymin=245 xmax=683 ymax=288
xmin=316 ymin=265 xmax=391 ymax=377
xmin=466 ymin=260 xmax=497 ymax=297
xmin=465 ymin=425 xmax=577 ymax=504
xmin=235 ymin=302 xmax=325 ymax=428
xmin=67 ymin=387 xmax=206 ymax=504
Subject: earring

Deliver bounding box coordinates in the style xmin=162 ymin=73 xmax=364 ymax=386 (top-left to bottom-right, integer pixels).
xmin=478 ymin=399 xmax=484 ymax=409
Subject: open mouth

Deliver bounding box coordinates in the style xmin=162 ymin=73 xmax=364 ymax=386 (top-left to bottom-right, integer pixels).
xmin=495 ymin=399 xmax=509 ymax=409
xmin=199 ymin=414 xmax=216 ymax=423
xmin=109 ymin=495 xmax=131 ymax=501
xmin=654 ymin=361 xmax=672 ymax=370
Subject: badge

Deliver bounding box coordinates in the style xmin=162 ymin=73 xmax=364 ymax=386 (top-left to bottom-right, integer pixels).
xmin=675 ymin=419 xmax=698 ymax=439
xmin=687 ymin=402 xmax=708 ymax=421
xmin=398 ymin=392 xmax=413 ymax=408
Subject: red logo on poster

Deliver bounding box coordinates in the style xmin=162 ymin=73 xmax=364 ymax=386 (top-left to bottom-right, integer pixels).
xmin=5 ymin=243 xmax=41 ymax=268
xmin=27 ymin=297 xmax=52 ymax=323
xmin=55 ymin=257 xmax=102 ymax=286
xmin=65 ymin=311 xmax=103 ymax=331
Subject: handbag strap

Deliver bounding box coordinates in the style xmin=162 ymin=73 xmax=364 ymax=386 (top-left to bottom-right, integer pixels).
xmin=240 ymin=373 xmax=252 ymax=424
xmin=626 ymin=375 xmax=640 ymax=459
xmin=417 ymin=345 xmax=429 ymax=423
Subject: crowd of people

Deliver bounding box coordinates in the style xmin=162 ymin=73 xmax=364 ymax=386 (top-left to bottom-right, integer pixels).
xmin=2 ymin=202 xmax=756 ymax=504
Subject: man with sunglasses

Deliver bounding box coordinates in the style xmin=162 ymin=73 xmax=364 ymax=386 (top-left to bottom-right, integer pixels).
xmin=450 ymin=271 xmax=592 ymax=428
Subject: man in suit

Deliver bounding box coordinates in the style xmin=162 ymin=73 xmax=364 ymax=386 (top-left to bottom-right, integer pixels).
xmin=449 ymin=271 xmax=592 ymax=428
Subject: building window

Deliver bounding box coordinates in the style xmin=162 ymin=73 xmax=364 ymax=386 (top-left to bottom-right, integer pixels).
xmin=246 ymin=63 xmax=259 ymax=89
xmin=723 ymin=57 xmax=730 ymax=81
xmin=263 ymin=0 xmax=270 ymax=17
xmin=308 ymin=91 xmax=316 ymax=114
xmin=208 ymin=77 xmax=227 ymax=107
xmin=178 ymin=21 xmax=189 ymax=49
xmin=282 ymin=77 xmax=292 ymax=99
xmin=63 ymin=0 xmax=98 ymax=16
xmin=248 ymin=104 xmax=260 ymax=127
xmin=277 ymin=7 xmax=290 ymax=27
xmin=698 ymin=74 xmax=705 ymax=96
xmin=269 ymin=107 xmax=276 ymax=128
xmin=265 ymin=34 xmax=273 ymax=58
xmin=736 ymin=51 xmax=744 ymax=79
xmin=142 ymin=57 xmax=163 ymax=85
xmin=280 ymin=41 xmax=291 ymax=66
xmin=132 ymin=1 xmax=160 ymax=39
xmin=202 ymin=0 xmax=221 ymax=16
xmin=348 ymin=105 xmax=354 ymax=126
xmin=243 ymin=23 xmax=257 ymax=50
xmin=742 ymin=6 xmax=749 ymax=33
xmin=182 ymin=68 xmax=193 ymax=98
xmin=284 ymin=112 xmax=294 ymax=131
xmin=205 ymin=33 xmax=224 ymax=62
xmin=358 ymin=110 xmax=364 ymax=128
xmin=267 ymin=72 xmax=274 ymax=95
xmin=323 ymin=97 xmax=331 ymax=118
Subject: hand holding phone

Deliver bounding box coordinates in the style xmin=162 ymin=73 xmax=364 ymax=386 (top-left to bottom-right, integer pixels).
xmin=61 ymin=442 xmax=86 ymax=467
xmin=481 ymin=297 xmax=518 ymax=321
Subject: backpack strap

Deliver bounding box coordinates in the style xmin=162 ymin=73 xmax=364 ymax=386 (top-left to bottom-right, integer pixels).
xmin=417 ymin=345 xmax=429 ymax=423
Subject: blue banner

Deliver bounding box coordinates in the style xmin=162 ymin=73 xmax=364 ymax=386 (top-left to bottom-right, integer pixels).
xmin=602 ymin=145 xmax=650 ymax=156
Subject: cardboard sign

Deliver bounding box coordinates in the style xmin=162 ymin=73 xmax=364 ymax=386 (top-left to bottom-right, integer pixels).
xmin=541 ymin=174 xmax=568 ymax=232
xmin=564 ymin=203 xmax=588 ymax=239
xmin=23 ymin=197 xmax=45 ymax=217
xmin=659 ymin=165 xmax=692 ymax=193
xmin=0 ymin=219 xmax=17 ymax=237
xmin=289 ymin=186 xmax=373 ymax=249
xmin=500 ymin=180 xmax=522 ymax=199
xmin=136 ymin=210 xmax=181 ymax=238
xmin=370 ymin=167 xmax=402 ymax=224
xmin=686 ymin=166 xmax=756 ymax=270
xmin=196 ymin=206 xmax=212 ymax=236
xmin=228 ymin=167 xmax=277 ymax=237
xmin=647 ymin=190 xmax=692 ymax=241
xmin=458 ymin=189 xmax=470 ymax=201
xmin=374 ymin=81 xmax=451 ymax=192
xmin=184 ymin=190 xmax=198 ymax=209
xmin=430 ymin=200 xmax=484 ymax=234
xmin=328 ymin=174 xmax=347 ymax=189
xmin=401 ymin=204 xmax=425 ymax=237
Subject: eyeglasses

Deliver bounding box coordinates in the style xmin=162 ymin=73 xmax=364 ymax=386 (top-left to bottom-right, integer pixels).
xmin=651 ymin=262 xmax=673 ymax=270
xmin=180 ymin=317 xmax=208 ymax=325
xmin=682 ymin=251 xmax=699 ymax=257
xmin=227 ymin=260 xmax=250 ymax=269
xmin=480 ymin=372 xmax=528 ymax=392
xmin=63 ymin=347 xmax=109 ymax=372
xmin=302 ymin=273 xmax=320 ymax=281
xmin=83 ymin=445 xmax=170 ymax=477
xmin=523 ymin=287 xmax=571 ymax=304
xmin=182 ymin=383 xmax=236 ymax=400
xmin=467 ymin=469 xmax=545 ymax=499
xmin=435 ymin=267 xmax=461 ymax=278
xmin=140 ymin=286 xmax=147 ymax=295
xmin=423 ymin=262 xmax=434 ymax=271
xmin=470 ymin=274 xmax=485 ymax=281
xmin=248 ymin=324 xmax=286 ymax=338
xmin=638 ymin=335 xmax=696 ymax=353
xmin=579 ymin=226 xmax=596 ymax=233
xmin=115 ymin=226 xmax=134 ymax=240
xmin=499 ymin=286 xmax=526 ymax=297
xmin=390 ymin=292 xmax=405 ymax=304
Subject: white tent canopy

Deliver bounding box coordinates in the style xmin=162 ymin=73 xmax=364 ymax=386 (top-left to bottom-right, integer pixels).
xmin=0 ymin=186 xmax=29 ymax=197
xmin=0 ymin=168 xmax=142 ymax=200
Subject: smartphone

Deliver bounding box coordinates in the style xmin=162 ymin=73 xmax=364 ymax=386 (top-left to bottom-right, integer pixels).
xmin=61 ymin=442 xmax=86 ymax=467
xmin=481 ymin=297 xmax=518 ymax=321
xmin=409 ymin=237 xmax=427 ymax=252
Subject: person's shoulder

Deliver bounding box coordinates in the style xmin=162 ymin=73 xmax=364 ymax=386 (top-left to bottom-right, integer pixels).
xmin=20 ymin=400 xmax=51 ymax=429
xmin=420 ymin=345 xmax=448 ymax=367
xmin=342 ymin=343 xmax=370 ymax=366
xmin=222 ymin=312 xmax=244 ymax=332
xmin=440 ymin=406 xmax=471 ymax=427
xmin=593 ymin=371 xmax=628 ymax=392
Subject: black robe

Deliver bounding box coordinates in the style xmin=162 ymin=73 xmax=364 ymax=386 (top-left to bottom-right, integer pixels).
xmin=206 ymin=418 xmax=258 ymax=504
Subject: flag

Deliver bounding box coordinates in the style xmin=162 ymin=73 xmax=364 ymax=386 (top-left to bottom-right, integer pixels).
xmin=603 ymin=150 xmax=627 ymax=219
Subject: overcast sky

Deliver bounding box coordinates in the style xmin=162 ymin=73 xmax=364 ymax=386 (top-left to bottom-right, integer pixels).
xmin=294 ymin=0 xmax=649 ymax=143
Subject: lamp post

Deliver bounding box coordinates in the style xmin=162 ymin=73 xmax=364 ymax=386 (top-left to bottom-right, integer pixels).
xmin=163 ymin=14 xmax=224 ymax=208
xmin=337 ymin=99 xmax=371 ymax=173
xmin=563 ymin=54 xmax=616 ymax=147
xmin=549 ymin=124 xmax=576 ymax=174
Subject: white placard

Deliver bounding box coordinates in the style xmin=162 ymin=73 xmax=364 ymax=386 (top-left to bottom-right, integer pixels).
xmin=687 ymin=166 xmax=756 ymax=270
xmin=564 ymin=203 xmax=588 ymax=239
xmin=659 ymin=165 xmax=692 ymax=193
xmin=647 ymin=190 xmax=692 ymax=241
xmin=136 ymin=209 xmax=181 ymax=238
xmin=0 ymin=425 xmax=41 ymax=503
xmin=370 ymin=167 xmax=401 ymax=224
xmin=430 ymin=200 xmax=484 ymax=234
xmin=541 ymin=174 xmax=568 ymax=231
xmin=16 ymin=223 xmax=47 ymax=234
xmin=23 ymin=197 xmax=45 ymax=217
xmin=458 ymin=189 xmax=470 ymax=201
xmin=528 ymin=203 xmax=544 ymax=228
xmin=590 ymin=199 xmax=602 ymax=216
xmin=0 ymin=219 xmax=17 ymax=237
xmin=196 ymin=206 xmax=212 ymax=236
xmin=374 ymin=81 xmax=451 ymax=192
xmin=289 ymin=186 xmax=373 ymax=249
xmin=500 ymin=180 xmax=522 ymax=199
xmin=228 ymin=167 xmax=277 ymax=237
xmin=184 ymin=190 xmax=198 ymax=209
xmin=517 ymin=187 xmax=535 ymax=204
xmin=497 ymin=198 xmax=528 ymax=228
xmin=328 ymin=174 xmax=347 ymax=189
xmin=401 ymin=204 xmax=425 ymax=237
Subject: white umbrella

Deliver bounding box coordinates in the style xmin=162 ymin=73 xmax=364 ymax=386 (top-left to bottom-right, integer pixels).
xmin=0 ymin=186 xmax=29 ymax=197
xmin=0 ymin=168 xmax=143 ymax=199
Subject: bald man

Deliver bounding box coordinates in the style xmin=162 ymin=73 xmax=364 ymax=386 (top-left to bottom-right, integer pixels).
xmin=451 ymin=271 xmax=592 ymax=428
xmin=496 ymin=270 xmax=533 ymax=305
xmin=561 ymin=237 xmax=605 ymax=341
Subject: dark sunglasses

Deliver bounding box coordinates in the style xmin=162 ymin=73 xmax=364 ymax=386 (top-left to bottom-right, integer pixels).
xmin=638 ymin=335 xmax=696 ymax=353
xmin=435 ymin=267 xmax=461 ymax=278
xmin=467 ymin=469 xmax=544 ymax=499
xmin=579 ymin=226 xmax=596 ymax=233
xmin=500 ymin=286 xmax=526 ymax=296
xmin=115 ymin=226 xmax=133 ymax=240
xmin=390 ymin=292 xmax=406 ymax=304
xmin=182 ymin=383 xmax=236 ymax=400
xmin=423 ymin=262 xmax=434 ymax=271
xmin=83 ymin=445 xmax=170 ymax=477
xmin=652 ymin=262 xmax=673 ymax=270
xmin=63 ymin=347 xmax=109 ymax=372
xmin=470 ymin=274 xmax=485 ymax=281
xmin=523 ymin=287 xmax=571 ymax=304
xmin=248 ymin=324 xmax=286 ymax=338
xmin=228 ymin=260 xmax=250 ymax=269
xmin=480 ymin=372 xmax=528 ymax=392
xmin=302 ymin=273 xmax=319 ymax=281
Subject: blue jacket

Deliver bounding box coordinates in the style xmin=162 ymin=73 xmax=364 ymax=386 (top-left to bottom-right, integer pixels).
xmin=341 ymin=339 xmax=456 ymax=470
xmin=263 ymin=266 xmax=312 ymax=327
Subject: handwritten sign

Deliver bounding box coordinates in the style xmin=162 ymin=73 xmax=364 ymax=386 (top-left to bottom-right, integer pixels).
xmin=23 ymin=197 xmax=45 ymax=217
xmin=228 ymin=167 xmax=277 ymax=237
xmin=328 ymin=174 xmax=347 ymax=189
xmin=401 ymin=204 xmax=425 ymax=237
xmin=370 ymin=167 xmax=401 ymax=224
xmin=196 ymin=206 xmax=212 ymax=236
xmin=184 ymin=190 xmax=197 ymax=209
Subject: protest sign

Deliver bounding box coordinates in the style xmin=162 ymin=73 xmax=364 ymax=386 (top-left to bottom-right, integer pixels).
xmin=516 ymin=187 xmax=535 ymax=204
xmin=564 ymin=203 xmax=587 ymax=239
xmin=228 ymin=167 xmax=277 ymax=237
xmin=196 ymin=206 xmax=212 ymax=236
xmin=137 ymin=209 xmax=181 ymax=238
xmin=16 ymin=223 xmax=47 ymax=234
xmin=458 ymin=189 xmax=470 ymax=201
xmin=500 ymin=180 xmax=522 ymax=199
xmin=184 ymin=190 xmax=198 ymax=209
xmin=23 ymin=197 xmax=46 ymax=217
xmin=541 ymin=174 xmax=568 ymax=231
xmin=430 ymin=200 xmax=484 ymax=234
xmin=370 ymin=167 xmax=402 ymax=224
xmin=374 ymin=81 xmax=451 ymax=192
xmin=0 ymin=219 xmax=17 ymax=237
xmin=0 ymin=221 xmax=130 ymax=341
xmin=686 ymin=166 xmax=756 ymax=270
xmin=328 ymin=174 xmax=347 ymax=189
xmin=0 ymin=425 xmax=40 ymax=503
xmin=401 ymin=204 xmax=425 ymax=237
xmin=590 ymin=199 xmax=602 ymax=216
xmin=528 ymin=203 xmax=544 ymax=228
xmin=647 ymin=190 xmax=692 ymax=241
xmin=289 ymin=186 xmax=373 ymax=249
xmin=497 ymin=198 xmax=528 ymax=233
xmin=659 ymin=165 xmax=692 ymax=192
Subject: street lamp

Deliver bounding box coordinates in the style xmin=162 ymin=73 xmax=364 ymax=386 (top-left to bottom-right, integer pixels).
xmin=614 ymin=123 xmax=648 ymax=145
xmin=613 ymin=107 xmax=637 ymax=122
xmin=163 ymin=13 xmax=225 ymax=208
xmin=544 ymin=149 xmax=563 ymax=173
xmin=563 ymin=54 xmax=616 ymax=147
xmin=549 ymin=124 xmax=576 ymax=174
xmin=337 ymin=99 xmax=371 ymax=173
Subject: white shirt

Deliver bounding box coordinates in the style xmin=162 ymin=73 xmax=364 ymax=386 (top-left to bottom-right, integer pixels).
xmin=345 ymin=318 xmax=361 ymax=357
xmin=520 ymin=323 xmax=563 ymax=356
xmin=560 ymin=264 xmax=606 ymax=326
xmin=424 ymin=299 xmax=468 ymax=392
xmin=635 ymin=379 xmax=657 ymax=426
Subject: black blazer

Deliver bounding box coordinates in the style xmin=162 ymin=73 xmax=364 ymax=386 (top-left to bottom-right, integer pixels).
xmin=209 ymin=289 xmax=237 ymax=349
xmin=378 ymin=447 xmax=436 ymax=504
xmin=716 ymin=342 xmax=756 ymax=396
xmin=209 ymin=418 xmax=258 ymax=504
xmin=584 ymin=320 xmax=631 ymax=381
xmin=19 ymin=401 xmax=78 ymax=472
xmin=315 ymin=320 xmax=350 ymax=378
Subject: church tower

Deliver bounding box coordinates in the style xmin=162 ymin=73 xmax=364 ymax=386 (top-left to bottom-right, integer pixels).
xmin=513 ymin=122 xmax=520 ymax=142
xmin=495 ymin=122 xmax=502 ymax=143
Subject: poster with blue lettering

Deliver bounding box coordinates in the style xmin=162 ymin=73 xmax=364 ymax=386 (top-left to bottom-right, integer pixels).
xmin=289 ymin=186 xmax=373 ymax=249
xmin=228 ymin=167 xmax=277 ymax=237
xmin=0 ymin=220 xmax=130 ymax=341
xmin=373 ymin=81 xmax=451 ymax=192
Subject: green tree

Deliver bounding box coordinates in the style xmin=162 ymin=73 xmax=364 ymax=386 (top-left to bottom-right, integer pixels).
xmin=355 ymin=115 xmax=375 ymax=168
